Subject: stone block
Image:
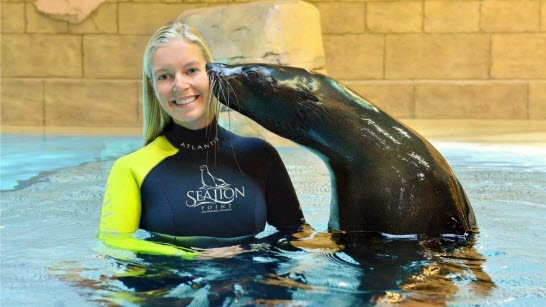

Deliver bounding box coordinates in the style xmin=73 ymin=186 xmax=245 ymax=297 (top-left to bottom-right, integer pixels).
xmin=128 ymin=0 xmax=219 ymax=2
xmin=323 ymin=34 xmax=383 ymax=79
xmin=26 ymin=2 xmax=68 ymax=33
xmin=1 ymin=35 xmax=82 ymax=77
xmin=83 ymin=35 xmax=149 ymax=78
xmin=424 ymin=1 xmax=480 ymax=33
xmin=34 ymin=0 xmax=106 ymax=23
xmin=182 ymin=0 xmax=228 ymax=3
xmin=529 ymin=82 xmax=546 ymax=119
xmin=492 ymin=34 xmax=546 ymax=79
xmin=1 ymin=3 xmax=25 ymax=33
xmin=344 ymin=82 xmax=414 ymax=118
xmin=69 ymin=3 xmax=117 ymax=33
xmin=0 ymin=79 xmax=44 ymax=125
xmin=367 ymin=1 xmax=422 ymax=33
xmin=44 ymin=79 xmax=139 ymax=126
xmin=481 ymin=0 xmax=540 ymax=32
xmin=179 ymin=0 xmax=326 ymax=72
xmin=542 ymin=1 xmax=546 ymax=31
xmin=415 ymin=82 xmax=527 ymax=119
xmin=119 ymin=3 xmax=205 ymax=35
xmin=316 ymin=3 xmax=365 ymax=34
xmin=385 ymin=34 xmax=489 ymax=79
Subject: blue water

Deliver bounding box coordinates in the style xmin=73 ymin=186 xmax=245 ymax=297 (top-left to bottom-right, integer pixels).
xmin=1 ymin=132 xmax=545 ymax=306
xmin=0 ymin=134 xmax=141 ymax=191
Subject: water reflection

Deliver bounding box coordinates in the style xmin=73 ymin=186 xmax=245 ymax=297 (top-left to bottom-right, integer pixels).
xmin=292 ymin=230 xmax=494 ymax=304
xmin=50 ymin=230 xmax=494 ymax=306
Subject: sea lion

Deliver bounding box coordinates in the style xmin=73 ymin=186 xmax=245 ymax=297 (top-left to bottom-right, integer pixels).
xmin=206 ymin=63 xmax=477 ymax=236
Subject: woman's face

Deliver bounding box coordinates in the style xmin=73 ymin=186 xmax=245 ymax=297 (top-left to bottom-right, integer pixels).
xmin=151 ymin=40 xmax=211 ymax=130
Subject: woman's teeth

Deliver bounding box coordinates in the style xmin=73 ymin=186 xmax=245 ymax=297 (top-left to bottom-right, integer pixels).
xmin=173 ymin=96 xmax=197 ymax=105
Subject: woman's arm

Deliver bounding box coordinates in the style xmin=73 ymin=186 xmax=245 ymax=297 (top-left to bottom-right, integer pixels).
xmin=98 ymin=158 xmax=199 ymax=260
xmin=97 ymin=233 xmax=197 ymax=259
xmin=264 ymin=145 xmax=306 ymax=230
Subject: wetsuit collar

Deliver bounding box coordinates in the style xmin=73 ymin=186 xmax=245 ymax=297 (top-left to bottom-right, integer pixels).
xmin=164 ymin=118 xmax=220 ymax=151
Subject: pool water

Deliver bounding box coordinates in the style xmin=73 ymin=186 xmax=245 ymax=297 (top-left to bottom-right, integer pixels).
xmin=1 ymin=133 xmax=545 ymax=306
xmin=0 ymin=134 xmax=141 ymax=191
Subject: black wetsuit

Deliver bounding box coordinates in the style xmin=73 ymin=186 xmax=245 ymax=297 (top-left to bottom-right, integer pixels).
xmin=99 ymin=119 xmax=304 ymax=250
xmin=141 ymin=120 xmax=304 ymax=237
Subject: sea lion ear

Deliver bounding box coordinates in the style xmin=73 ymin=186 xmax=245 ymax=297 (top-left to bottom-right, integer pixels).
xmin=296 ymin=89 xmax=319 ymax=103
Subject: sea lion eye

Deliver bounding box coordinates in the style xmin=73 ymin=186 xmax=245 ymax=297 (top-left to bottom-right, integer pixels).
xmin=246 ymin=71 xmax=259 ymax=80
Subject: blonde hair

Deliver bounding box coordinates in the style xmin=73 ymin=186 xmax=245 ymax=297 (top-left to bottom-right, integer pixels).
xmin=142 ymin=21 xmax=218 ymax=145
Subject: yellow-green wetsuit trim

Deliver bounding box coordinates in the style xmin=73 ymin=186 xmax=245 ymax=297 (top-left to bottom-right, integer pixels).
xmin=98 ymin=136 xmax=199 ymax=259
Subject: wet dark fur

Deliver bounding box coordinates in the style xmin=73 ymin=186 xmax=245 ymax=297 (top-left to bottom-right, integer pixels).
xmin=207 ymin=63 xmax=477 ymax=236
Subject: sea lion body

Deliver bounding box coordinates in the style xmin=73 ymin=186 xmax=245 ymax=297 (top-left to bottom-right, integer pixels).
xmin=207 ymin=63 xmax=477 ymax=236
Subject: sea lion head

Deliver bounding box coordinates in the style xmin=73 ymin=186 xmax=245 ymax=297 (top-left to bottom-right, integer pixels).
xmin=206 ymin=63 xmax=333 ymax=143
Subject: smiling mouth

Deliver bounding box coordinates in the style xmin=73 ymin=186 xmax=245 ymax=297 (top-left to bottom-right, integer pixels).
xmin=171 ymin=96 xmax=198 ymax=106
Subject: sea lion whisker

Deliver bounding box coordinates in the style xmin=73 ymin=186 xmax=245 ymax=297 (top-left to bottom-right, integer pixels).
xmin=223 ymin=78 xmax=234 ymax=109
xmin=213 ymin=75 xmax=229 ymax=110
xmin=225 ymin=83 xmax=263 ymax=138
xmin=205 ymin=77 xmax=214 ymax=165
xmin=222 ymin=80 xmax=233 ymax=111
xmin=225 ymin=79 xmax=241 ymax=110
xmin=216 ymin=75 xmax=238 ymax=107
xmin=210 ymin=74 xmax=244 ymax=175
xmin=215 ymin=76 xmax=230 ymax=109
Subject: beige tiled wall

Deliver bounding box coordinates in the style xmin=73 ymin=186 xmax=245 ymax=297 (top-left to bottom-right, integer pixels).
xmin=1 ymin=0 xmax=545 ymax=127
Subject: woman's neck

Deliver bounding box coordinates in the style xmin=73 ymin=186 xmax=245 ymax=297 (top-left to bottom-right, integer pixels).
xmin=164 ymin=117 xmax=220 ymax=151
xmin=172 ymin=116 xmax=214 ymax=130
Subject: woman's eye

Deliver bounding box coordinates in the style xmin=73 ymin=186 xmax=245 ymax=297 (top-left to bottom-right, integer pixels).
xmin=157 ymin=74 xmax=169 ymax=81
xmin=188 ymin=68 xmax=199 ymax=74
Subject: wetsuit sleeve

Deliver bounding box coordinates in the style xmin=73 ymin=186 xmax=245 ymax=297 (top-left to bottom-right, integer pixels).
xmin=98 ymin=158 xmax=198 ymax=260
xmin=265 ymin=145 xmax=305 ymax=229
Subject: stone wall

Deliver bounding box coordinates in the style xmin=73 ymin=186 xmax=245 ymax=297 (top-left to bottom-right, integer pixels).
xmin=1 ymin=0 xmax=545 ymax=127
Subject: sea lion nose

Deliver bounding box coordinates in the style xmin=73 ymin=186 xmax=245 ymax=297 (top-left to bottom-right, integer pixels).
xmin=205 ymin=62 xmax=226 ymax=74
xmin=206 ymin=63 xmax=243 ymax=77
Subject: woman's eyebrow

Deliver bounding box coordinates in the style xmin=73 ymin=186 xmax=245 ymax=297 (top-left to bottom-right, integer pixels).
xmin=153 ymin=61 xmax=202 ymax=74
xmin=183 ymin=61 xmax=201 ymax=67
xmin=153 ymin=68 xmax=169 ymax=76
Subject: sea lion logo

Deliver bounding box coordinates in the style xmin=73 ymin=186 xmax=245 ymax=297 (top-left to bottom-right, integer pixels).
xmin=199 ymin=165 xmax=229 ymax=189
xmin=186 ymin=165 xmax=245 ymax=212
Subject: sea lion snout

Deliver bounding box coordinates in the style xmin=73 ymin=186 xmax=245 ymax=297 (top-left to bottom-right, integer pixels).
xmin=205 ymin=62 xmax=224 ymax=74
xmin=206 ymin=63 xmax=244 ymax=78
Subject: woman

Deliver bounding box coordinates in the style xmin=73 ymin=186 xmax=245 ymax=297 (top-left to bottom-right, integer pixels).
xmin=98 ymin=22 xmax=305 ymax=260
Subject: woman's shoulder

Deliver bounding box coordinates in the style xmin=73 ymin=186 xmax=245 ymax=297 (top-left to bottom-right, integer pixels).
xmin=112 ymin=135 xmax=178 ymax=169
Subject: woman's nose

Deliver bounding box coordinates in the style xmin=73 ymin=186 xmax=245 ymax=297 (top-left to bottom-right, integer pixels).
xmin=173 ymin=73 xmax=190 ymax=92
